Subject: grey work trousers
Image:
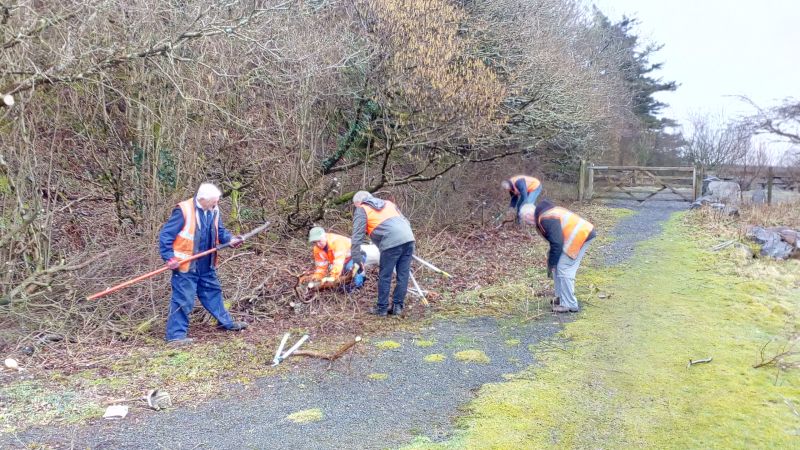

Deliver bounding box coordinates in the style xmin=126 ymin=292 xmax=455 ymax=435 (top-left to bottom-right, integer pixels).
xmin=554 ymin=240 xmax=592 ymax=310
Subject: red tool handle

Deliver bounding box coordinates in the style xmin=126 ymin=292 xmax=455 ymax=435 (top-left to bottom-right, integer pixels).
xmin=86 ymin=221 xmax=270 ymax=301
xmin=85 ymin=247 xmax=219 ymax=301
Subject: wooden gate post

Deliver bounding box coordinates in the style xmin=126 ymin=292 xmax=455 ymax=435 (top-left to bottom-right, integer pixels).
xmin=586 ymin=165 xmax=594 ymax=200
xmin=767 ymin=166 xmax=774 ymax=205
xmin=578 ymin=160 xmax=586 ymax=202
xmin=693 ymin=166 xmax=703 ymax=201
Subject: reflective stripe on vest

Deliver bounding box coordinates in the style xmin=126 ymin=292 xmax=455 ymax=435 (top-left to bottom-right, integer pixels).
xmin=172 ymin=199 xmax=221 ymax=272
xmin=362 ymin=201 xmax=401 ymax=236
xmin=509 ymin=175 xmax=541 ymax=193
xmin=538 ymin=207 xmax=593 ymax=259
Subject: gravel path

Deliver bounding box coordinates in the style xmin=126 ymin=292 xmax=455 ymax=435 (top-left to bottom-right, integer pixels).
xmin=596 ymin=200 xmax=687 ymax=266
xmin=3 ymin=201 xmax=687 ymax=449
xmin=4 ymin=318 xmax=564 ymax=449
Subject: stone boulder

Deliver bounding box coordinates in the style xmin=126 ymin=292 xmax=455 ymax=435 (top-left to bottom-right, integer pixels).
xmin=746 ymin=226 xmax=797 ymax=260
xmin=707 ymin=181 xmax=741 ymax=204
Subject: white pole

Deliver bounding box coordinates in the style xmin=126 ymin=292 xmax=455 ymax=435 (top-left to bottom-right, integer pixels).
xmin=412 ymin=255 xmax=452 ymax=278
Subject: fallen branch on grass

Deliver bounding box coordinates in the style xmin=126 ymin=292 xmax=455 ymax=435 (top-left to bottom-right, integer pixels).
xmin=687 ymin=357 xmax=713 ymax=368
xmin=292 ymin=336 xmax=362 ymax=361
xmin=753 ymin=338 xmax=798 ymax=369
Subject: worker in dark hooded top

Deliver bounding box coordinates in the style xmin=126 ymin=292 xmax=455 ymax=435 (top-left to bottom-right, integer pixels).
xmin=520 ymin=199 xmax=595 ymax=313
xmin=350 ymin=191 xmax=415 ymax=317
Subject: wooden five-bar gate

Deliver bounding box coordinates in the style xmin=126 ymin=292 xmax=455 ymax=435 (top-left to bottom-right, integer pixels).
xmin=578 ymin=163 xmax=702 ymax=203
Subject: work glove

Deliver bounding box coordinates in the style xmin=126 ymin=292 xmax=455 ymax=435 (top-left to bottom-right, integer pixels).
xmin=166 ymin=257 xmax=181 ymax=270
xmin=353 ymin=272 xmax=365 ymax=288
xmin=351 ymin=263 xmax=363 ymax=275
xmin=230 ymin=235 xmax=244 ymax=249
xmin=547 ymin=268 xmax=554 ymax=279
xmin=321 ymin=276 xmax=336 ymax=284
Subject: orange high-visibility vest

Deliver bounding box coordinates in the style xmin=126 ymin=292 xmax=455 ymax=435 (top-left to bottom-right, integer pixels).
xmin=313 ymin=233 xmax=352 ymax=280
xmin=537 ymin=207 xmax=593 ymax=259
xmin=362 ymin=201 xmax=402 ymax=235
xmin=509 ymin=175 xmax=541 ymax=194
xmin=172 ymin=199 xmax=220 ymax=272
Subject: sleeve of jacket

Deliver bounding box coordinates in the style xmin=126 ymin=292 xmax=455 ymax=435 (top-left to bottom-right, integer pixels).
xmin=216 ymin=212 xmax=234 ymax=245
xmin=508 ymin=191 xmax=519 ymax=209
xmin=540 ymin=217 xmax=564 ymax=271
xmin=350 ymin=207 xmax=368 ymax=265
xmin=514 ymin=179 xmax=528 ymax=213
xmin=312 ymin=247 xmax=328 ymax=280
xmin=329 ymin=245 xmax=348 ymax=279
xmin=159 ymin=207 xmax=184 ymax=261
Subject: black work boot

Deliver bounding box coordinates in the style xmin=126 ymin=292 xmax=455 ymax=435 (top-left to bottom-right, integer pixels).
xmin=389 ymin=304 xmax=404 ymax=317
xmin=218 ymin=321 xmax=248 ymax=331
xmin=368 ymin=307 xmax=388 ymax=317
xmin=167 ymin=337 xmax=194 ymax=347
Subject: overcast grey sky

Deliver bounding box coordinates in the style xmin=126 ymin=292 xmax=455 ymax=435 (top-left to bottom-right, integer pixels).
xmin=591 ymin=0 xmax=799 ymax=156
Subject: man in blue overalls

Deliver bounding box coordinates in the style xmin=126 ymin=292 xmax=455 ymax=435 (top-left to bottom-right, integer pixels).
xmin=159 ymin=183 xmax=247 ymax=345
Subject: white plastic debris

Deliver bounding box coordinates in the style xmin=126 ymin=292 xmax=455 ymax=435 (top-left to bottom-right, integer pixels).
xmin=4 ymin=358 xmax=21 ymax=371
xmin=103 ymin=404 xmax=129 ymax=419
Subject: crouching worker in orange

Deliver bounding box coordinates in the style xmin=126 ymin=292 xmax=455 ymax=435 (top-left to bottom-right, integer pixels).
xmin=306 ymin=227 xmax=365 ymax=292
xmin=520 ymin=200 xmax=595 ymax=313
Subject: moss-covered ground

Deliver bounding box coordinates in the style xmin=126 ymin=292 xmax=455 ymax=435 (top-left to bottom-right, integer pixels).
xmin=407 ymin=213 xmax=800 ymax=449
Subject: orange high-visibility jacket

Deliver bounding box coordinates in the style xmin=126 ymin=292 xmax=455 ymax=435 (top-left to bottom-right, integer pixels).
xmin=509 ymin=175 xmax=541 ymax=193
xmin=172 ymin=199 xmax=220 ymax=272
xmin=537 ymin=207 xmax=594 ymax=259
xmin=362 ymin=201 xmax=402 ymax=235
xmin=313 ymin=233 xmax=352 ymax=280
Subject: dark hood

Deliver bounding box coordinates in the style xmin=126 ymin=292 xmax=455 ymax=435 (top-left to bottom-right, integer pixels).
xmin=361 ymin=197 xmax=386 ymax=210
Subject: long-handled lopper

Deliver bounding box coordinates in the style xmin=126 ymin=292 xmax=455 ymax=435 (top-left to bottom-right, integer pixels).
xmin=86 ymin=222 xmax=270 ymax=301
xmin=408 ymin=272 xmax=429 ymax=307
xmin=272 ymin=332 xmax=310 ymax=366
xmin=412 ymin=255 xmax=452 ymax=278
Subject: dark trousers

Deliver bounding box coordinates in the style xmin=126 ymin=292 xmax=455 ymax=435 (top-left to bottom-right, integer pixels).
xmin=377 ymin=241 xmax=415 ymax=311
xmin=166 ymin=269 xmax=234 ymax=341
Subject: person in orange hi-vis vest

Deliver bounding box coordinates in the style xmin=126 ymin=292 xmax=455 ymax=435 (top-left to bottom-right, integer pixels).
xmin=501 ymin=175 xmax=543 ymax=222
xmin=306 ymin=227 xmax=365 ymax=291
xmin=350 ymin=191 xmax=415 ymax=317
xmin=519 ymin=199 xmax=596 ymax=313
xmin=158 ymin=183 xmax=247 ymax=346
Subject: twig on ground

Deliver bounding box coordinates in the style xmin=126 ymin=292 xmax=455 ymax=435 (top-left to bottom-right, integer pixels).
xmin=292 ymin=336 xmax=362 ymax=362
xmin=687 ymin=357 xmax=713 ymax=368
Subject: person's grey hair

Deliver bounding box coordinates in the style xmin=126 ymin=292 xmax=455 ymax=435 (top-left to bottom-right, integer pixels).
xmin=196 ymin=183 xmax=222 ymax=200
xmin=352 ymin=190 xmax=372 ymax=204
xmin=519 ymin=204 xmax=536 ymax=223
xmin=501 ymin=180 xmax=512 ymax=190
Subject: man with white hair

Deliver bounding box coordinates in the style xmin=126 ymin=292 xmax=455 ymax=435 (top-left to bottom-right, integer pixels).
xmin=158 ymin=183 xmax=246 ymax=345
xmin=351 ymin=191 xmax=415 ymax=317
xmin=519 ymin=199 xmax=595 ymax=313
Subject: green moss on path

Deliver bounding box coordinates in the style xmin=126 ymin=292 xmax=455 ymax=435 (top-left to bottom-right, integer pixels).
xmin=407 ymin=214 xmax=800 ymax=449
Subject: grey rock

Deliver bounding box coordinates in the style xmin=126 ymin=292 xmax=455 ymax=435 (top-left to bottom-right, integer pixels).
xmin=707 ymin=181 xmax=741 ymax=204
xmin=747 ymin=226 xmax=795 ymax=259
xmin=690 ymin=195 xmax=716 ymax=210
xmin=751 ymin=189 xmax=766 ymax=204
xmin=702 ymin=176 xmax=722 ymax=196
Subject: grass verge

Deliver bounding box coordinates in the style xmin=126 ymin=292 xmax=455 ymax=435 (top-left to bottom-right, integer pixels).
xmin=406 ymin=213 xmax=800 ymax=449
